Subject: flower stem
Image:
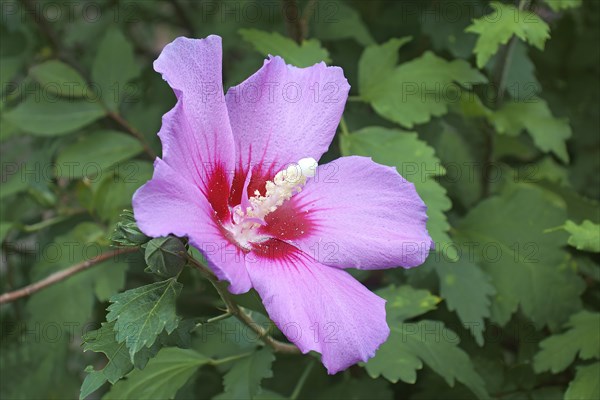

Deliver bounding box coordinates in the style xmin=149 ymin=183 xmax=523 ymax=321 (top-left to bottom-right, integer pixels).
xmin=290 ymin=360 xmax=315 ymax=400
xmin=185 ymin=253 xmax=301 ymax=355
xmin=339 ymin=116 xmax=350 ymax=136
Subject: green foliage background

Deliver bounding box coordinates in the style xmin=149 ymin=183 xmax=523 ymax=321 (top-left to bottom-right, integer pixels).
xmin=1 ymin=0 xmax=599 ymax=399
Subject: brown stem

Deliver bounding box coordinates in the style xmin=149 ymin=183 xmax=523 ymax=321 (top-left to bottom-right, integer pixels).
xmin=282 ymin=0 xmax=304 ymax=44
xmin=186 ymin=254 xmax=301 ymax=354
xmin=0 ymin=247 xmax=138 ymax=304
xmin=107 ymin=110 xmax=158 ymax=159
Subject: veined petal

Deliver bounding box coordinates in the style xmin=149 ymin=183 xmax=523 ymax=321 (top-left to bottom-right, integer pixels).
xmin=154 ymin=35 xmax=235 ymax=219
xmin=246 ymin=240 xmax=389 ymax=374
xmin=225 ymin=56 xmax=350 ymax=201
xmin=133 ymin=160 xmax=251 ymax=294
xmin=276 ymin=156 xmax=433 ymax=269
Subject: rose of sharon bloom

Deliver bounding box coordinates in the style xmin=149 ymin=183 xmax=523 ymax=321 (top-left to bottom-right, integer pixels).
xmin=133 ymin=35 xmax=432 ymax=374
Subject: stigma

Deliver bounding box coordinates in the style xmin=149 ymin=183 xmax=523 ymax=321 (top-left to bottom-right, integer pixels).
xmin=227 ymin=157 xmax=318 ymax=250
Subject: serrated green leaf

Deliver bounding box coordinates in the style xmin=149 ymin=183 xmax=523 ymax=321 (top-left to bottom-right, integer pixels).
xmin=562 ymin=220 xmax=600 ymax=252
xmin=144 ymin=236 xmax=187 ymax=278
xmin=465 ymin=2 xmax=550 ymax=68
xmin=312 ymin=0 xmax=374 ymax=46
xmin=376 ymin=285 xmax=440 ymax=321
xmin=316 ymin=377 xmax=393 ymax=400
xmin=4 ymin=97 xmax=106 ymax=136
xmin=365 ymin=320 xmax=489 ymax=400
xmin=239 ymin=29 xmax=330 ymax=67
xmin=533 ymin=311 xmax=600 ymax=373
xmin=565 ymin=362 xmax=600 ymax=400
xmin=92 ymin=27 xmax=140 ymax=111
xmin=434 ymin=259 xmax=496 ymax=346
xmin=80 ymin=368 xmax=107 ymax=400
xmin=216 ymin=348 xmax=275 ymax=400
xmin=455 ymin=184 xmax=585 ymax=329
xmin=545 ymin=0 xmax=582 ymax=12
xmin=104 ymin=347 xmax=210 ymax=400
xmin=29 ymin=60 xmax=89 ymax=98
xmin=107 ymin=278 xmax=183 ymax=361
xmin=56 ymin=130 xmax=143 ymax=179
xmin=82 ymin=321 xmax=133 ymax=385
xmin=359 ymin=44 xmax=487 ymax=127
xmin=489 ymin=98 xmax=571 ymax=163
xmin=340 ymin=127 xmax=457 ymax=260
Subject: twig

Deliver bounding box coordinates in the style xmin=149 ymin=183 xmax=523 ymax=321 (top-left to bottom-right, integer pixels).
xmin=290 ymin=360 xmax=315 ymax=400
xmin=0 ymin=247 xmax=138 ymax=304
xmin=106 ymin=110 xmax=158 ymax=159
xmin=169 ymin=0 xmax=195 ymax=36
xmin=482 ymin=0 xmax=528 ymax=197
xmin=282 ymin=0 xmax=304 ymax=43
xmin=186 ymin=254 xmax=301 ymax=355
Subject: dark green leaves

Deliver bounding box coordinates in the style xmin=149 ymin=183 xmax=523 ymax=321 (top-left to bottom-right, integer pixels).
xmin=55 ymin=130 xmax=143 ymax=179
xmin=364 ymin=285 xmax=488 ymax=399
xmin=466 ymin=2 xmax=550 ymax=68
xmin=565 ymin=363 xmax=600 ymax=400
xmin=455 ymin=185 xmax=585 ymax=329
xmin=365 ymin=321 xmax=488 ymax=399
xmin=239 ymin=29 xmax=330 ymax=67
xmin=489 ymin=99 xmax=571 ymax=163
xmin=92 ymin=28 xmax=140 ymax=111
xmin=29 ymin=60 xmax=89 ymax=98
xmin=534 ymin=311 xmax=600 ymax=373
xmin=434 ymin=260 xmax=496 ymax=346
xmin=4 ymin=97 xmax=105 ymax=136
xmin=562 ymin=220 xmax=600 ymax=252
xmin=144 ymin=236 xmax=187 ymax=278
xmin=104 ymin=347 xmax=210 ymax=400
xmin=216 ymin=348 xmax=275 ymax=399
xmin=106 ymin=278 xmax=183 ymax=361
xmin=358 ymin=40 xmax=487 ymax=127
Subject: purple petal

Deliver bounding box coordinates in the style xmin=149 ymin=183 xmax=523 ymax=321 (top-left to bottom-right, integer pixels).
xmin=283 ymin=156 xmax=433 ymax=269
xmin=153 ymin=35 xmax=236 ymax=206
xmin=133 ymin=160 xmax=251 ymax=294
xmin=247 ymin=240 xmax=389 ymax=374
xmin=225 ymin=56 xmax=350 ymax=171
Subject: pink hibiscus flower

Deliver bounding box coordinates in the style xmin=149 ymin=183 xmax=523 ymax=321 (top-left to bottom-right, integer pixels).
xmin=133 ymin=35 xmax=432 ymax=374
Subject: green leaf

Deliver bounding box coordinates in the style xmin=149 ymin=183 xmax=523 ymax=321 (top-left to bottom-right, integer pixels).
xmin=216 ymin=348 xmax=275 ymax=400
xmin=434 ymin=259 xmax=496 ymax=346
xmin=104 ymin=347 xmax=210 ymax=400
xmin=455 ymin=184 xmax=585 ymax=329
xmin=239 ymin=29 xmax=330 ymax=67
xmin=465 ymin=2 xmax=550 ymax=68
xmin=359 ymin=42 xmax=487 ymax=127
xmin=92 ymin=27 xmax=140 ymax=111
xmin=93 ymin=160 xmax=153 ymax=223
xmin=533 ymin=311 xmax=600 ymax=373
xmin=565 ymin=362 xmax=600 ymax=400
xmin=340 ymin=127 xmax=457 ymax=260
xmin=562 ymin=220 xmax=600 ymax=252
xmin=4 ymin=97 xmax=106 ymax=136
xmin=107 ymin=278 xmax=183 ymax=361
xmin=545 ymin=0 xmax=582 ymax=12
xmin=312 ymin=0 xmax=374 ymax=46
xmin=365 ymin=320 xmax=489 ymax=400
xmin=29 ymin=60 xmax=89 ymax=98
xmin=80 ymin=368 xmax=107 ymax=400
xmin=144 ymin=236 xmax=187 ymax=278
xmin=82 ymin=321 xmax=134 ymax=385
xmin=489 ymin=98 xmax=571 ymax=163
xmin=375 ymin=285 xmax=440 ymax=321
xmin=55 ymin=130 xmax=143 ymax=179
